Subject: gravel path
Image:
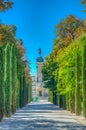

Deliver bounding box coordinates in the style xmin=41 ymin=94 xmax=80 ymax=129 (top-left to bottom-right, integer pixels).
xmin=0 ymin=100 xmax=86 ymax=130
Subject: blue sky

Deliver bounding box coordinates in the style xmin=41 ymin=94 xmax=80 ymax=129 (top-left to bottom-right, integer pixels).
xmin=0 ymin=0 xmax=86 ymax=75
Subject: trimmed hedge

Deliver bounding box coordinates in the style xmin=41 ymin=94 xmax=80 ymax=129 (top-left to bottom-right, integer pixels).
xmin=0 ymin=43 xmax=32 ymax=121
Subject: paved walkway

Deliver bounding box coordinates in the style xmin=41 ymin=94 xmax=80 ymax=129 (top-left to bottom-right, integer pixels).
xmin=0 ymin=100 xmax=86 ymax=130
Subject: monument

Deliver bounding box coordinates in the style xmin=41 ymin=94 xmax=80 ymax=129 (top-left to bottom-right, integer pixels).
xmin=36 ymin=48 xmax=48 ymax=97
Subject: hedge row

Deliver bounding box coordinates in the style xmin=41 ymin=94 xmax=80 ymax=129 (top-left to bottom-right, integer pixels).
xmin=44 ymin=35 xmax=86 ymax=118
xmin=0 ymin=43 xmax=32 ymax=121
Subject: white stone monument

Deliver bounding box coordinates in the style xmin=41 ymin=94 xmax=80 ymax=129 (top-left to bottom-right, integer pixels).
xmin=36 ymin=48 xmax=48 ymax=98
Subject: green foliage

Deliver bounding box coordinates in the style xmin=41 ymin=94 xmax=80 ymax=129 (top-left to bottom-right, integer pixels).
xmin=75 ymin=50 xmax=81 ymax=115
xmin=0 ymin=0 xmax=31 ymax=120
xmin=82 ymin=43 xmax=86 ymax=118
xmin=19 ymin=71 xmax=24 ymax=108
xmin=42 ymin=54 xmax=58 ymax=104
xmin=0 ymin=46 xmax=5 ymax=120
xmin=11 ymin=45 xmax=16 ymax=113
xmin=66 ymin=92 xmax=70 ymax=111
xmin=28 ymin=79 xmax=32 ymax=103
xmin=43 ymin=33 xmax=86 ymax=117
xmin=0 ymin=9 xmax=32 ymax=121
xmin=5 ymin=44 xmax=12 ymax=117
xmin=48 ymin=90 xmax=53 ymax=103
xmin=0 ymin=24 xmax=16 ymax=45
xmin=69 ymin=91 xmax=75 ymax=113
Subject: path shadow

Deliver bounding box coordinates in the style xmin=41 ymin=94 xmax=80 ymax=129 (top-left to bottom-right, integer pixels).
xmin=0 ymin=117 xmax=86 ymax=130
xmin=0 ymin=102 xmax=86 ymax=130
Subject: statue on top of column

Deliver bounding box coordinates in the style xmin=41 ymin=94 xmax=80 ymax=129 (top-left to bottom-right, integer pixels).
xmin=36 ymin=48 xmax=44 ymax=62
xmin=38 ymin=48 xmax=41 ymax=56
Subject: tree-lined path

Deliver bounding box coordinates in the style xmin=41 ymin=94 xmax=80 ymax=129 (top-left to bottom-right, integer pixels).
xmin=1 ymin=1 xmax=86 ymax=130
xmin=0 ymin=100 xmax=86 ymax=130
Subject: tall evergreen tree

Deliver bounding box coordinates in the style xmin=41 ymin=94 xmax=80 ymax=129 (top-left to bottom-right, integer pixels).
xmin=5 ymin=44 xmax=12 ymax=117
xmin=82 ymin=43 xmax=86 ymax=117
xmin=0 ymin=46 xmax=5 ymax=120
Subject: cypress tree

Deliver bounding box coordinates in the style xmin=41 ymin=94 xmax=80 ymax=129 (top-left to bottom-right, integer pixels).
xmin=28 ymin=82 xmax=30 ymax=103
xmin=66 ymin=67 xmax=70 ymax=111
xmin=0 ymin=46 xmax=5 ymax=121
xmin=68 ymin=67 xmax=75 ymax=113
xmin=11 ymin=45 xmax=16 ymax=114
xmin=48 ymin=89 xmax=53 ymax=103
xmin=19 ymin=68 xmax=24 ymax=108
xmin=3 ymin=47 xmax=6 ymax=117
xmin=66 ymin=92 xmax=70 ymax=111
xmin=26 ymin=84 xmax=28 ymax=104
xmin=28 ymin=80 xmax=32 ymax=103
xmin=5 ymin=44 xmax=12 ymax=117
xmin=23 ymin=75 xmax=27 ymax=105
xmin=15 ymin=58 xmax=19 ymax=109
xmin=69 ymin=90 xmax=75 ymax=113
xmin=23 ymin=74 xmax=26 ymax=106
xmin=82 ymin=44 xmax=86 ymax=118
xmin=59 ymin=95 xmax=64 ymax=108
xmin=75 ymin=50 xmax=81 ymax=115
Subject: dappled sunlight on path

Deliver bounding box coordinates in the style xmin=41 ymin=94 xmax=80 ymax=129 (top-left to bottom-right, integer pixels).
xmin=0 ymin=100 xmax=86 ymax=130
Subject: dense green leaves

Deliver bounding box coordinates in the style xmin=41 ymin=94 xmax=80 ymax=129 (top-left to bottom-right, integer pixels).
xmin=42 ymin=13 xmax=86 ymax=118
xmin=82 ymin=43 xmax=86 ymax=117
xmin=42 ymin=54 xmax=58 ymax=104
xmin=0 ymin=0 xmax=32 ymax=121
xmin=75 ymin=50 xmax=81 ymax=115
xmin=5 ymin=44 xmax=11 ymax=117
xmin=0 ymin=24 xmax=32 ymax=121
xmin=0 ymin=46 xmax=4 ymax=120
